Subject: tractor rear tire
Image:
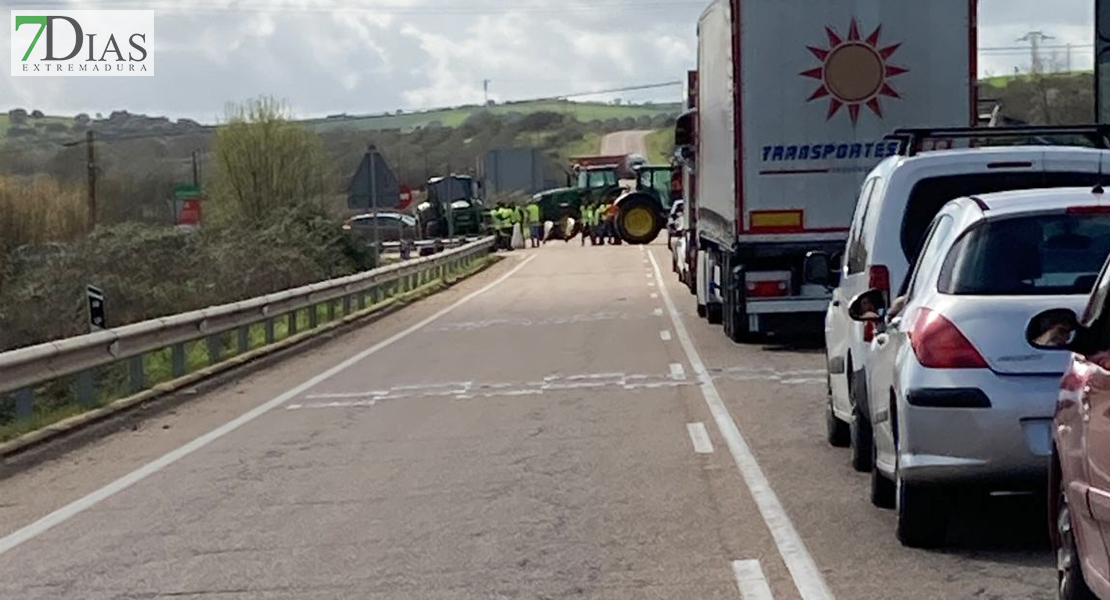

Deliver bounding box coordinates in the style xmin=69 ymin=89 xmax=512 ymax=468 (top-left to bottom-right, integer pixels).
xmin=615 ymin=195 xmax=664 ymax=245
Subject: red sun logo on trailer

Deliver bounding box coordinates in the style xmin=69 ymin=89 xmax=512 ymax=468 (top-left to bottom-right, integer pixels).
xmin=800 ymin=19 xmax=908 ymax=125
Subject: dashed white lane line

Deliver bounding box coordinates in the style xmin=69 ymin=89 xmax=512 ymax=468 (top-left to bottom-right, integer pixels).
xmin=660 ymin=330 xmax=672 ymax=341
xmin=651 ymin=293 xmax=659 ymax=299
xmin=733 ymin=560 xmax=775 ymax=600
xmin=687 ymin=422 xmax=714 ymax=454
xmin=647 ymin=250 xmax=834 ymax=600
xmin=669 ymin=363 xmax=687 ymax=381
xmin=649 ymin=282 xmax=656 ymax=287
xmin=0 ymin=254 xmax=540 ymax=558
xmin=653 ymin=308 xmax=664 ymax=317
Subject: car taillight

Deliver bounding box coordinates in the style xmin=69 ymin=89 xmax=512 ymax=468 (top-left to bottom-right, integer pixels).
xmin=863 ymin=265 xmax=890 ymax=342
xmin=747 ymin=280 xmax=789 ymax=298
xmin=908 ymin=308 xmax=988 ymax=369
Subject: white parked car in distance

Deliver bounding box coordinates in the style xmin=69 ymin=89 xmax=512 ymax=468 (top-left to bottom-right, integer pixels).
xmin=824 ymin=144 xmax=1110 ymax=474
xmin=847 ymin=186 xmax=1110 ymax=548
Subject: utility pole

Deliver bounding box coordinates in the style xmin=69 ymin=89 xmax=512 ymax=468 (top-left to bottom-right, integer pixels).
xmin=1017 ymin=31 xmax=1055 ymax=74
xmin=85 ymin=130 xmax=96 ymax=232
xmin=483 ymin=79 xmax=491 ymax=105
xmin=191 ymin=151 xmax=200 ymax=187
xmin=1067 ymin=44 xmax=1073 ymax=73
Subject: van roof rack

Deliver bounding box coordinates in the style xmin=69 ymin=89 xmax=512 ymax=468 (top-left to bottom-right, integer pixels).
xmin=886 ymin=125 xmax=1110 ymax=157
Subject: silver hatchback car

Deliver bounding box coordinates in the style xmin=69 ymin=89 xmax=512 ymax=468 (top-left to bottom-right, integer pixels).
xmin=848 ymin=187 xmax=1110 ymax=549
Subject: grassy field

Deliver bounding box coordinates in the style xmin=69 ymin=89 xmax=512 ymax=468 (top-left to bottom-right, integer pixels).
xmin=644 ymin=129 xmax=674 ymax=164
xmin=980 ymin=71 xmax=1093 ymax=89
xmin=305 ymin=99 xmax=683 ymax=133
xmin=0 ymin=114 xmax=73 ymax=137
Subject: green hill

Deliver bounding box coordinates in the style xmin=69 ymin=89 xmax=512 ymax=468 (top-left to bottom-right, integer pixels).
xmin=305 ymin=99 xmax=684 ymax=133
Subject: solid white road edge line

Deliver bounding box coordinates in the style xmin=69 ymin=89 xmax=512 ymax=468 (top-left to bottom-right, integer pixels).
xmin=647 ymin=250 xmax=834 ymax=600
xmin=686 ymin=422 xmax=714 ymax=454
xmin=0 ymin=254 xmax=539 ymax=558
xmin=733 ymin=560 xmax=775 ymax=600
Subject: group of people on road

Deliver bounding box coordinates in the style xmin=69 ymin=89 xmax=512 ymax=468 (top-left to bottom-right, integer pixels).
xmin=577 ymin=200 xmax=623 ymax=247
xmin=488 ymin=202 xmax=543 ymax=251
xmin=487 ymin=199 xmax=624 ymax=251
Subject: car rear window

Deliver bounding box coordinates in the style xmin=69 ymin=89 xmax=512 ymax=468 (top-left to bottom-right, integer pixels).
xmin=900 ymin=171 xmax=1102 ymax=262
xmin=938 ymin=213 xmax=1110 ymax=296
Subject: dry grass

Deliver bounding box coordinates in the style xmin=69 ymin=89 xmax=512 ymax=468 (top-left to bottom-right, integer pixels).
xmin=0 ymin=175 xmax=87 ymax=256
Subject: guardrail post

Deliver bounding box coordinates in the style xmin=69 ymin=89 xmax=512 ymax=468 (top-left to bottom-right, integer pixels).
xmin=76 ymin=371 xmax=95 ymax=405
xmin=129 ymin=356 xmax=146 ymax=393
xmin=207 ymin=334 xmax=222 ymax=365
xmin=172 ymin=343 xmax=186 ymax=377
xmin=308 ymin=304 xmax=319 ymax=329
xmin=343 ymin=294 xmax=352 ymax=315
xmin=358 ymin=291 xmax=366 ymax=310
xmin=288 ymin=311 xmax=298 ymax=336
xmin=265 ymin=318 xmax=275 ymax=344
xmin=14 ymin=388 xmax=33 ymax=421
xmin=238 ymin=326 xmax=250 ymax=354
xmin=327 ymin=301 xmax=337 ymax=322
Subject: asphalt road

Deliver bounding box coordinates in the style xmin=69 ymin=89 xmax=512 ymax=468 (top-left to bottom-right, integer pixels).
xmin=0 ymin=241 xmax=1053 ymax=599
xmin=599 ymin=131 xmax=651 ymax=157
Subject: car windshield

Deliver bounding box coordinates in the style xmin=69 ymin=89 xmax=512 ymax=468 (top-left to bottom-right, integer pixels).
xmin=939 ymin=213 xmax=1110 ymax=296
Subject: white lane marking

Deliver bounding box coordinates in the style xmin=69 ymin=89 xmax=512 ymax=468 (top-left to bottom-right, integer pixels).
xmin=646 ymin=273 xmax=653 ymax=279
xmin=648 ymin=282 xmax=656 ymax=287
xmin=732 ymin=560 xmax=775 ymax=600
xmin=651 ymin=293 xmax=659 ymax=299
xmin=0 ymin=255 xmax=539 ymax=557
xmin=660 ymin=330 xmax=672 ymax=341
xmin=669 ymin=363 xmax=687 ymax=381
xmin=648 ymin=250 xmax=834 ymax=600
xmin=687 ymin=422 xmax=714 ymax=454
xmin=653 ymin=308 xmax=664 ymax=317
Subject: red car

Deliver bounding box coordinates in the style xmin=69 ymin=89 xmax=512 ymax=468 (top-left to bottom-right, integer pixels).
xmin=1028 ymin=253 xmax=1110 ymax=600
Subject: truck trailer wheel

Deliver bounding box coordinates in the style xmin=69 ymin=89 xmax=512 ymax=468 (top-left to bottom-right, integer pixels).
xmin=707 ymin=303 xmax=723 ymax=325
xmin=615 ymin=195 xmax=664 ymax=245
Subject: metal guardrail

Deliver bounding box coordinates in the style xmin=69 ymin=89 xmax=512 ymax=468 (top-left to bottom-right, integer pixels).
xmin=0 ymin=237 xmax=495 ymax=422
xmin=379 ymin=237 xmax=483 ymax=255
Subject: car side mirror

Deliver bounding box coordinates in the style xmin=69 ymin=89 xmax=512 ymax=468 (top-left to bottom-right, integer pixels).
xmin=1026 ymin=308 xmax=1080 ymax=350
xmin=803 ymin=251 xmax=833 ymax=286
xmin=848 ymin=288 xmax=888 ymax=322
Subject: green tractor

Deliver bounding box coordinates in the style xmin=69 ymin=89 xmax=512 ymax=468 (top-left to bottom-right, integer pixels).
xmin=415 ymin=175 xmax=489 ymax=239
xmin=612 ymin=165 xmax=676 ymax=245
xmin=531 ymin=165 xmax=624 ymax=223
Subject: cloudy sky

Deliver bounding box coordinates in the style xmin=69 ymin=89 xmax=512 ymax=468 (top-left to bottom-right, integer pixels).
xmin=1 ymin=0 xmax=1099 ymax=122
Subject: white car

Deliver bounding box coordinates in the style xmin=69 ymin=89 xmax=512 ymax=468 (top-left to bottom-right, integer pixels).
xmin=824 ymin=145 xmax=1110 ymax=474
xmin=847 ymin=187 xmax=1110 ymax=548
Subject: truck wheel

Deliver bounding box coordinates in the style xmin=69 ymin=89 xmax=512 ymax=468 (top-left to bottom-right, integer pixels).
xmin=707 ymin=303 xmax=723 ymax=325
xmin=697 ymin=304 xmax=708 ymax=319
xmin=615 ymin=196 xmax=663 ymax=245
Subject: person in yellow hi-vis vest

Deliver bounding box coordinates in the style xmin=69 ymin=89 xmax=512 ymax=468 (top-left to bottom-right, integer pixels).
xmin=580 ymin=204 xmax=594 ymax=247
xmin=527 ymin=202 xmax=542 ymax=248
xmin=595 ymin=201 xmax=610 ymax=246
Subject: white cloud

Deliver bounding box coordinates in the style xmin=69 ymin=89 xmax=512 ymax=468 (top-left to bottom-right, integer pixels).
xmin=0 ymin=0 xmax=1100 ymax=120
